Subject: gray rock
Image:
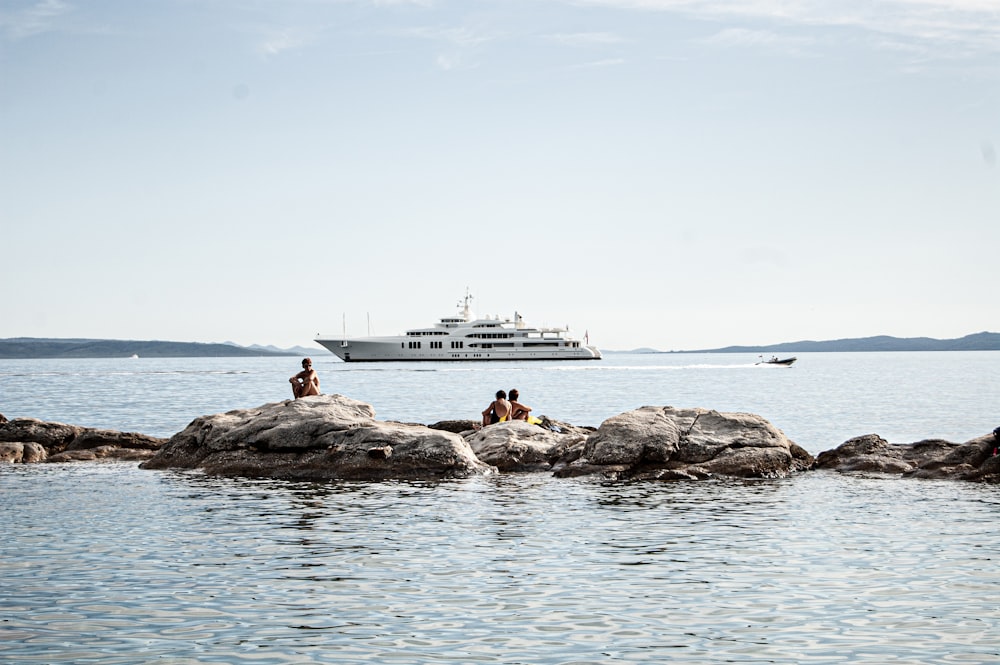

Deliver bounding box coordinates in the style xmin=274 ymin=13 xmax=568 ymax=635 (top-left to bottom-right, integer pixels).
xmin=48 ymin=446 xmax=159 ymax=463
xmin=554 ymin=406 xmax=811 ymax=480
xmin=0 ymin=417 xmax=165 ymax=463
xmin=427 ymin=420 xmax=479 ymax=434
xmin=465 ymin=420 xmax=587 ymax=472
xmin=66 ymin=429 xmax=168 ymax=451
xmin=582 ymin=406 xmax=681 ymax=465
xmin=23 ymin=442 xmax=47 ymax=463
xmin=0 ymin=441 xmax=48 ymax=463
xmin=816 ymin=432 xmax=1000 ymax=481
xmin=0 ymin=441 xmax=23 ymax=463
xmin=0 ymin=418 xmax=82 ymax=451
xmin=141 ymin=394 xmax=495 ymax=480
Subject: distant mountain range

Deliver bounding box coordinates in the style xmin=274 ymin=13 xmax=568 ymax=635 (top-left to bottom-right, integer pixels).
xmin=0 ymin=338 xmax=329 ymax=359
xmin=613 ymin=331 xmax=1000 ymax=354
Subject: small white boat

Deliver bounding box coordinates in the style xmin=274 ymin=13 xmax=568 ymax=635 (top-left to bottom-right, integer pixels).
xmin=316 ymin=291 xmax=601 ymax=362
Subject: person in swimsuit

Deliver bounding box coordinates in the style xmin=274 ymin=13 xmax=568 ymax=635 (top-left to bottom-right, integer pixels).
xmin=481 ymin=390 xmax=511 ymax=426
xmin=289 ymin=357 xmax=321 ymax=398
xmin=508 ymin=388 xmax=532 ymax=421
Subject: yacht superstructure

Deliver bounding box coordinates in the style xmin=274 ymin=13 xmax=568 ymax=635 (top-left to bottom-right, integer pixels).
xmin=315 ymin=292 xmax=601 ymax=362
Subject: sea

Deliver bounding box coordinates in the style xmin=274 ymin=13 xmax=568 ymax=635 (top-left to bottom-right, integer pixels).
xmin=1 ymin=352 xmax=998 ymax=664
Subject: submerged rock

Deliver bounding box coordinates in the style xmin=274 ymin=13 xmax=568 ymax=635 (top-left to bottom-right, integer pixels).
xmin=815 ymin=432 xmax=1000 ymax=482
xmin=551 ymin=406 xmax=814 ymax=480
xmin=141 ymin=394 xmax=495 ymax=480
xmin=0 ymin=417 xmax=165 ymax=463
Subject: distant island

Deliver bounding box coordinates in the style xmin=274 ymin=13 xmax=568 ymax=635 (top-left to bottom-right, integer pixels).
xmin=3 ymin=332 xmax=998 ymax=359
xmin=613 ymin=331 xmax=1000 ymax=354
xmin=0 ymin=338 xmax=328 ymax=359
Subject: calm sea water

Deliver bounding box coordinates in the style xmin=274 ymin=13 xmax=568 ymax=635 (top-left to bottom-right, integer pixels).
xmin=2 ymin=353 xmax=999 ymax=663
xmin=2 ymin=351 xmax=998 ymax=451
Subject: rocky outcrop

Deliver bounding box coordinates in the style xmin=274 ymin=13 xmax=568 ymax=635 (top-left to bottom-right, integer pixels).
xmin=0 ymin=417 xmax=166 ymax=463
xmin=0 ymin=441 xmax=47 ymax=463
xmin=550 ymin=406 xmax=814 ymax=480
xmin=815 ymin=433 xmax=1000 ymax=482
xmin=465 ymin=420 xmax=589 ymax=472
xmin=2 ymin=401 xmax=812 ymax=481
xmin=14 ymin=396 xmax=997 ymax=484
xmin=141 ymin=394 xmax=496 ymax=480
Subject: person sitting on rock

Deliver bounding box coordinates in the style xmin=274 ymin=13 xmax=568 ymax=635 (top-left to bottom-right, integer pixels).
xmin=508 ymin=388 xmax=532 ymax=421
xmin=481 ymin=390 xmax=511 ymax=426
xmin=509 ymin=388 xmax=545 ymax=425
xmin=289 ymin=357 xmax=321 ymax=398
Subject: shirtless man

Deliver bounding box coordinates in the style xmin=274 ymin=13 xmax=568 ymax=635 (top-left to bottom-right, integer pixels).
xmin=481 ymin=390 xmax=512 ymax=426
xmin=508 ymin=388 xmax=532 ymax=421
xmin=289 ymin=357 xmax=321 ymax=398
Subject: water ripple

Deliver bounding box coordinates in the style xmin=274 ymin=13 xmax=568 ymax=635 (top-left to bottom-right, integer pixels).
xmin=2 ymin=465 xmax=1000 ymax=663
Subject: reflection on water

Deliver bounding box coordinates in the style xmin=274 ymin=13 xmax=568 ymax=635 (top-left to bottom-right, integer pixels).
xmin=2 ymin=463 xmax=999 ymax=664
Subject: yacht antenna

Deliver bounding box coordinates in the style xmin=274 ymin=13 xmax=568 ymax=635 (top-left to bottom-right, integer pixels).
xmin=459 ymin=287 xmax=473 ymax=321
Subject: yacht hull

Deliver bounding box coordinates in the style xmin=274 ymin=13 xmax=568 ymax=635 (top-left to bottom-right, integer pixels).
xmin=315 ymin=337 xmax=602 ymax=362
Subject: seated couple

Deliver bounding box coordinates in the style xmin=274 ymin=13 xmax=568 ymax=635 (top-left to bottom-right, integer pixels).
xmin=481 ymin=388 xmax=536 ymax=426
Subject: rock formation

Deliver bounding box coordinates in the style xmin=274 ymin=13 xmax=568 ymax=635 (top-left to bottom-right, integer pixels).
xmin=8 ymin=396 xmax=998 ymax=484
xmin=140 ymin=394 xmax=495 ymax=480
xmin=465 ymin=420 xmax=589 ymax=472
xmin=0 ymin=417 xmax=166 ymax=463
xmin=549 ymin=406 xmax=814 ymax=480
xmin=815 ymin=433 xmax=1000 ymax=482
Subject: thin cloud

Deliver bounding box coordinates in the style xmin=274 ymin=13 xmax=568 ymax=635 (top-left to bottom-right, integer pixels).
xmin=257 ymin=27 xmax=315 ymax=57
xmin=566 ymin=0 xmax=1000 ymax=57
xmin=0 ymin=0 xmax=73 ymax=40
xmin=400 ymin=25 xmax=500 ymax=48
xmin=701 ymin=27 xmax=816 ymax=56
xmin=547 ymin=31 xmax=627 ymax=46
xmin=434 ymin=52 xmax=480 ymax=70
xmin=564 ymin=57 xmax=627 ymax=69
xmin=397 ymin=24 xmax=501 ymax=70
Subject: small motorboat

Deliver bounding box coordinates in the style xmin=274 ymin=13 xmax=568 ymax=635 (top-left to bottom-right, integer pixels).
xmin=756 ymin=355 xmax=796 ymax=366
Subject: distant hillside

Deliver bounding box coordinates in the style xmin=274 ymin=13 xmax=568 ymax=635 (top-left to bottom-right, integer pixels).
xmin=684 ymin=331 xmax=1000 ymax=353
xmin=244 ymin=343 xmax=328 ymax=357
xmin=0 ymin=338 xmax=311 ymax=359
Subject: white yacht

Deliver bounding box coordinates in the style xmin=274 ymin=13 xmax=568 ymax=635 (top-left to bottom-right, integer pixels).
xmin=315 ymin=292 xmax=601 ymax=362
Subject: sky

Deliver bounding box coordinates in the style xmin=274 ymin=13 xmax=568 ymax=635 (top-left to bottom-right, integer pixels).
xmin=2 ymin=0 xmax=998 ymax=352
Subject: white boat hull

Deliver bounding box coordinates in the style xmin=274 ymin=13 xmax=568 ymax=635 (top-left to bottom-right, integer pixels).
xmin=315 ymin=337 xmax=602 ymax=362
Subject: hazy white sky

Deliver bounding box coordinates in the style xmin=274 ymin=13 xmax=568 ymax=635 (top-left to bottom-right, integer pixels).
xmin=2 ymin=0 xmax=998 ymax=351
